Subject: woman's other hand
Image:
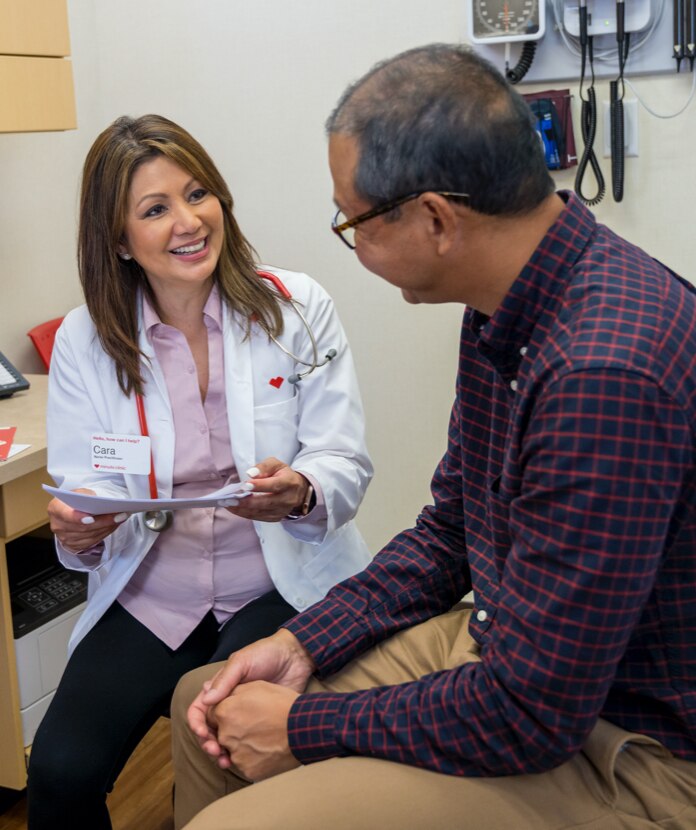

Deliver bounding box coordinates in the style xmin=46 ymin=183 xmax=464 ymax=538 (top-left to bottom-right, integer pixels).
xmin=48 ymin=490 xmax=129 ymax=552
xmin=220 ymin=458 xmax=312 ymax=522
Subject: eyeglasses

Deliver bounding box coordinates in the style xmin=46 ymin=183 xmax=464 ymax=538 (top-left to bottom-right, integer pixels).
xmin=331 ymin=190 xmax=470 ymax=250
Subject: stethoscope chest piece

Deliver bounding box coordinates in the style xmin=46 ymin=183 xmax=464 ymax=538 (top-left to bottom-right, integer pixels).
xmin=144 ymin=509 xmax=173 ymax=532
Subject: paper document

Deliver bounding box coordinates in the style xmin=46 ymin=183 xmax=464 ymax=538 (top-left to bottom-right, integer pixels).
xmin=42 ymin=483 xmax=251 ymax=515
xmin=0 ymin=443 xmax=30 ymax=460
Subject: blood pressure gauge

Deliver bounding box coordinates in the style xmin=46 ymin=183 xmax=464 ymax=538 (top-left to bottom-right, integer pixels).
xmin=467 ymin=0 xmax=546 ymax=44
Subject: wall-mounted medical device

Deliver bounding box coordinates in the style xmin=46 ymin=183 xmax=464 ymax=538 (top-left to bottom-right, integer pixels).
xmin=465 ymin=0 xmax=676 ymax=83
xmin=467 ymin=0 xmax=547 ymax=83
xmin=467 ymin=0 xmax=546 ymax=43
xmin=465 ymin=1 xmax=692 ymax=207
xmin=563 ymin=0 xmax=652 ymax=38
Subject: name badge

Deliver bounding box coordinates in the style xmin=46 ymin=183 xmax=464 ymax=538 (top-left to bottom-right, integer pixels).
xmin=91 ymin=433 xmax=151 ymax=474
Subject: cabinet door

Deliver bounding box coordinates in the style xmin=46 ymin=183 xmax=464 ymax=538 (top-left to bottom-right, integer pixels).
xmin=0 ymin=55 xmax=76 ymax=132
xmin=0 ymin=0 xmax=71 ymax=57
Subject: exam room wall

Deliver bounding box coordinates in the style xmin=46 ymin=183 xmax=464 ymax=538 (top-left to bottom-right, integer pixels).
xmin=1 ymin=0 xmax=695 ymax=553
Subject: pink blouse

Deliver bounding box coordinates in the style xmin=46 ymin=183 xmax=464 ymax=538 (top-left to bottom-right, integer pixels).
xmin=118 ymin=286 xmax=273 ymax=649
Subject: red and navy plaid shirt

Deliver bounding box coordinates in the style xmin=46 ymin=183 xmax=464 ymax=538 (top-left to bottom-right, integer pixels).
xmin=285 ymin=192 xmax=696 ymax=776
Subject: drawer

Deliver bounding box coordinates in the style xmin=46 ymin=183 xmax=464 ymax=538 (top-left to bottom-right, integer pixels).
xmin=16 ymin=602 xmax=85 ymax=711
xmin=0 ymin=0 xmax=70 ymax=57
xmin=0 ymin=55 xmax=76 ymax=133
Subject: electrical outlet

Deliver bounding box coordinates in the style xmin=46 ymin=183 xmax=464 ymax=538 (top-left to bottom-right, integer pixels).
xmin=603 ymin=99 xmax=639 ymax=158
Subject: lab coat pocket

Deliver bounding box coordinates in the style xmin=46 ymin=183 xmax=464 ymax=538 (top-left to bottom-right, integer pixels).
xmin=253 ymin=395 xmax=300 ymax=464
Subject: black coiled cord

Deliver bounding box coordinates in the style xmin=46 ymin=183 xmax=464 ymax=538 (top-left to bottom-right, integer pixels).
xmin=574 ymin=11 xmax=606 ymax=206
xmin=575 ymin=86 xmax=606 ymax=206
xmin=506 ymin=42 xmax=537 ymax=85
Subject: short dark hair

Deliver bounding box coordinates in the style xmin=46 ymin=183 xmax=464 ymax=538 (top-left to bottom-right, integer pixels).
xmin=326 ymin=43 xmax=554 ymax=216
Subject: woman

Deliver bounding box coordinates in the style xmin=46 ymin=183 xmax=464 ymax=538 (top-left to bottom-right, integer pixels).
xmin=26 ymin=114 xmax=373 ymax=830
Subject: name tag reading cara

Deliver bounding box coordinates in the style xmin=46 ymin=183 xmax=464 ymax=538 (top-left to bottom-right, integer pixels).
xmin=91 ymin=433 xmax=151 ymax=474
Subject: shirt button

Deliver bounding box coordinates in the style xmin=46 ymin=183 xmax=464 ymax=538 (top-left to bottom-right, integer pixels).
xmin=519 ymin=346 xmax=528 ymax=356
xmin=188 ymin=366 xmax=195 ymax=374
xmin=476 ymin=609 xmax=488 ymax=622
xmin=295 ymin=597 xmax=305 ymax=607
xmin=510 ymin=379 xmax=518 ymax=391
xmin=199 ymin=425 xmax=207 ymax=434
xmin=209 ymin=472 xmax=217 ymax=480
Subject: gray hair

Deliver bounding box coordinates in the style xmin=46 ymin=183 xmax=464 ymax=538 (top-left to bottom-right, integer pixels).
xmin=326 ymin=43 xmax=554 ymax=216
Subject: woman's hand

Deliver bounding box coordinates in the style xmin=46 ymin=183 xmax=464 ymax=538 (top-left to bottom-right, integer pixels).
xmin=220 ymin=458 xmax=311 ymax=523
xmin=48 ymin=490 xmax=128 ymax=553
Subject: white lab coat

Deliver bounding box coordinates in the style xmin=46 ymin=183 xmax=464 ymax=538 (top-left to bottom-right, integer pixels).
xmin=47 ymin=267 xmax=373 ymax=653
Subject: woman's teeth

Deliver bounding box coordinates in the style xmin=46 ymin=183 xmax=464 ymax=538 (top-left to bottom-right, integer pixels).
xmin=172 ymin=239 xmax=206 ymax=254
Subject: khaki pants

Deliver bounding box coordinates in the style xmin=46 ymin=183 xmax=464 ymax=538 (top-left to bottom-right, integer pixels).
xmin=171 ymin=605 xmax=696 ymax=830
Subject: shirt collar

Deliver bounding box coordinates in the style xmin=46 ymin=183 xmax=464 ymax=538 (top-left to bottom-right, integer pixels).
xmin=472 ymin=191 xmax=596 ymax=356
xmin=143 ymin=282 xmax=223 ymax=336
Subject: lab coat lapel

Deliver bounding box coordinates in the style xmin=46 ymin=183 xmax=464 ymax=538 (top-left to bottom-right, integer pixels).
xmin=222 ymin=303 xmax=256 ymax=474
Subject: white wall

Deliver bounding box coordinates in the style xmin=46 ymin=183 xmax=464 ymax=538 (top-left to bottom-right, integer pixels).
xmin=1 ymin=0 xmax=695 ymax=552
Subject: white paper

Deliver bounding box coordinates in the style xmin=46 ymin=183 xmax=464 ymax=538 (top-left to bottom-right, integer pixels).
xmin=3 ymin=443 xmax=31 ymax=460
xmin=0 ymin=427 xmax=30 ymax=461
xmin=42 ymin=483 xmax=251 ymax=515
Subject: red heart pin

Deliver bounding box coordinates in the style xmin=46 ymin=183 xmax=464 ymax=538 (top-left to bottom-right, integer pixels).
xmin=269 ymin=377 xmax=284 ymax=389
xmin=94 ymin=464 xmax=100 ymax=468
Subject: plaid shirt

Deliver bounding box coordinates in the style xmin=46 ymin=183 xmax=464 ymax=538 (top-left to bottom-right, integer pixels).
xmin=285 ymin=192 xmax=696 ymax=776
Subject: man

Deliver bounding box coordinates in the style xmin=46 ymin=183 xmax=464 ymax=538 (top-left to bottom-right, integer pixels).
xmin=171 ymin=44 xmax=696 ymax=829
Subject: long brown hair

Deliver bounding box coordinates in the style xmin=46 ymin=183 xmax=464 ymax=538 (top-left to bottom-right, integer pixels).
xmin=78 ymin=114 xmax=285 ymax=396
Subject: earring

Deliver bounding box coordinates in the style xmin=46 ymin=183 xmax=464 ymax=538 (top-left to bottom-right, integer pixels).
xmin=119 ymin=252 xmax=132 ymax=261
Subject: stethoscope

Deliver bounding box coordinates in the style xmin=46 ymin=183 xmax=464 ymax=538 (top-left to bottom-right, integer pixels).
xmin=137 ymin=270 xmax=336 ymax=532
xmin=258 ymin=270 xmax=337 ymax=384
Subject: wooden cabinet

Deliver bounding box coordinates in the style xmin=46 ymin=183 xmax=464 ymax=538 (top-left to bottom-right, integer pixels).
xmin=0 ymin=377 xmax=52 ymax=789
xmin=0 ymin=56 xmax=76 ymax=133
xmin=0 ymin=0 xmax=76 ymax=133
xmin=0 ymin=0 xmax=71 ymax=56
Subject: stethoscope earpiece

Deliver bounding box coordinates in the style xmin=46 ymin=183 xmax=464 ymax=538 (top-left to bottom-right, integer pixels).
xmin=287 ymin=348 xmax=337 ymax=384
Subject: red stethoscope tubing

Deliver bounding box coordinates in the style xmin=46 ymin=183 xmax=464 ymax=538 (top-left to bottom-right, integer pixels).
xmin=256 ymin=269 xmax=292 ymax=300
xmin=135 ymin=392 xmax=158 ymax=499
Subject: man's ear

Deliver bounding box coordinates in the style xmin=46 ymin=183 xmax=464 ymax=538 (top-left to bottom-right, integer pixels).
xmin=418 ymin=193 xmax=460 ymax=255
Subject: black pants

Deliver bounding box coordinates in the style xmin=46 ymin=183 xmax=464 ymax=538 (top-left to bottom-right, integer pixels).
xmin=26 ymin=590 xmax=296 ymax=830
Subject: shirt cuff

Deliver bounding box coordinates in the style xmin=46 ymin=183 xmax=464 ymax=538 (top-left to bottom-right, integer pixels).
xmin=287 ymin=691 xmax=348 ymax=765
xmin=57 ymin=538 xmax=105 ymax=559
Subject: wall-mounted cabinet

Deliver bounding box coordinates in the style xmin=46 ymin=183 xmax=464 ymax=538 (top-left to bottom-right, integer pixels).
xmin=0 ymin=0 xmax=76 ymax=133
